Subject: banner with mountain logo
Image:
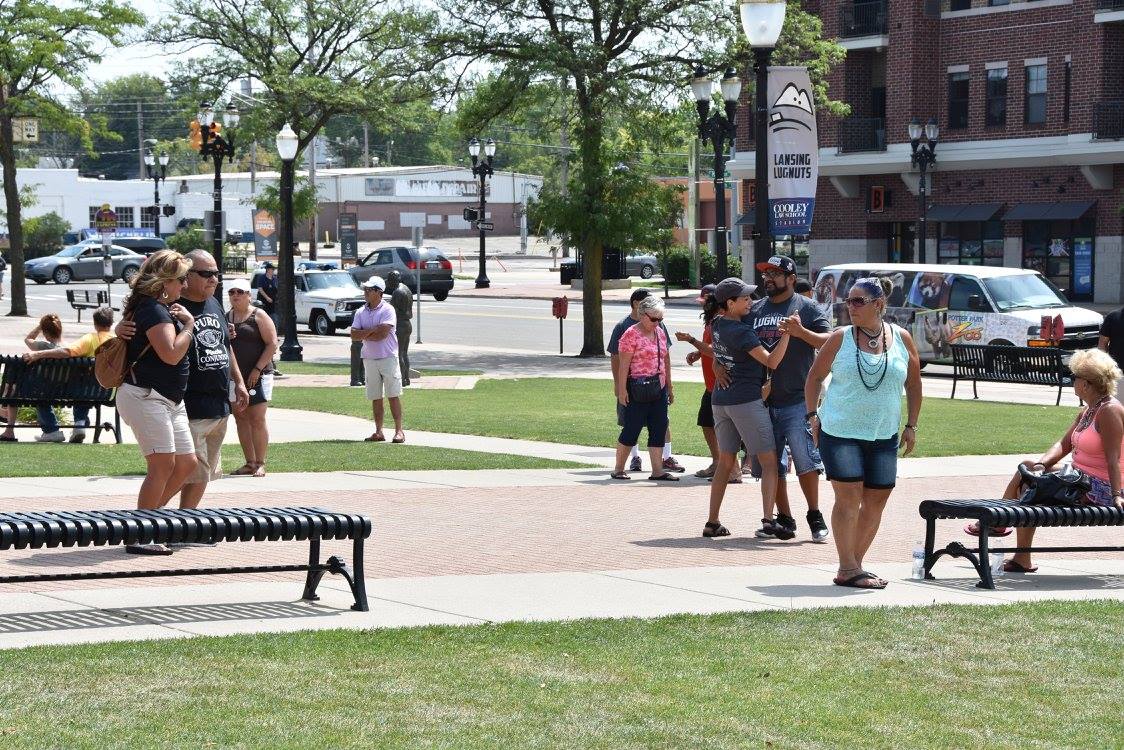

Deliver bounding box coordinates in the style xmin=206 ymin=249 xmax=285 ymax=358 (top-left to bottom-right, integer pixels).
xmin=766 ymin=66 xmax=818 ymax=236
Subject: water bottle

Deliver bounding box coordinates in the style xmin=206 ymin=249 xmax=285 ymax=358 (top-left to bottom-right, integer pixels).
xmin=990 ymin=553 xmax=1005 ymax=579
xmin=911 ymin=542 xmax=926 ymax=580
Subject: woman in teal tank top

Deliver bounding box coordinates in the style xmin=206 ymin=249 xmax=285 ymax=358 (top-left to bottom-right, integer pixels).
xmin=805 ymin=277 xmax=923 ymax=589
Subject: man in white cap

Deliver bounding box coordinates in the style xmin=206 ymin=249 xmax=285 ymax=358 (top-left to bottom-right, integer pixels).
xmin=352 ymin=276 xmax=405 ymax=443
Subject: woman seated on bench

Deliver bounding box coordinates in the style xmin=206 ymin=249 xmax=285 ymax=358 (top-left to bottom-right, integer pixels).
xmin=966 ymin=348 xmax=1124 ymax=572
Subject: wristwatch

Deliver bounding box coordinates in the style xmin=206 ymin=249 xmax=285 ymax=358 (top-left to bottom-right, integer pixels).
xmin=805 ymin=411 xmax=818 ymax=421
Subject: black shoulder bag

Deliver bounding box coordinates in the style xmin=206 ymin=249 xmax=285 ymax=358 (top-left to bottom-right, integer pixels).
xmin=1016 ymin=463 xmax=1091 ymax=506
xmin=627 ymin=331 xmax=664 ymax=403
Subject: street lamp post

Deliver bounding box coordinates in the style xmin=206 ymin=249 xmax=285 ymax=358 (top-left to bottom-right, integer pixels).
xmin=276 ymin=123 xmax=303 ymax=362
xmin=740 ymin=0 xmax=788 ymax=274
xmin=143 ymin=149 xmax=169 ymax=237
xmin=469 ymin=137 xmax=496 ymax=289
xmin=692 ymin=67 xmax=742 ymax=281
xmin=196 ymin=101 xmax=239 ymax=299
xmin=909 ymin=117 xmax=940 ymax=264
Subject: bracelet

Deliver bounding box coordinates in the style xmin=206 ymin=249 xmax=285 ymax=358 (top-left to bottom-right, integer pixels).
xmin=805 ymin=411 xmax=818 ymax=421
xmin=905 ymin=424 xmax=917 ymax=431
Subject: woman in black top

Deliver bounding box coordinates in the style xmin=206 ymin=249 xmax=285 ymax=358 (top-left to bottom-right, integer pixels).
xmin=114 ymin=251 xmax=197 ymax=553
xmin=226 ymin=278 xmax=279 ymax=477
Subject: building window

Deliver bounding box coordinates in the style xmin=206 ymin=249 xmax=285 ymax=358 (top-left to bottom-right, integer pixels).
xmin=1025 ymin=63 xmax=1047 ymax=125
xmin=988 ymin=0 xmax=1009 ymax=5
xmin=986 ymin=68 xmax=1007 ymax=127
xmin=1063 ymin=60 xmax=1071 ymax=122
xmin=139 ymin=206 xmax=158 ymax=230
xmin=114 ymin=206 xmax=135 ymax=228
xmin=1023 ymin=218 xmax=1096 ymax=300
xmin=948 ymin=72 xmax=970 ymax=129
xmin=88 ymin=206 xmax=101 ymax=226
xmin=949 ymin=0 xmax=971 ymax=10
xmin=938 ymin=221 xmax=1004 ymax=266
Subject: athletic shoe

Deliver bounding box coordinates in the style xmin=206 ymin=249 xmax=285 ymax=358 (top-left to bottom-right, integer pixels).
xmin=629 ymin=456 xmax=643 ymax=472
xmin=662 ymin=457 xmax=686 ymax=473
xmin=34 ymin=430 xmax=65 ymax=443
xmin=70 ymin=427 xmax=87 ymax=444
xmin=754 ymin=518 xmax=777 ymax=539
xmin=772 ymin=514 xmax=796 ymax=541
xmin=807 ymin=510 xmax=829 ymax=543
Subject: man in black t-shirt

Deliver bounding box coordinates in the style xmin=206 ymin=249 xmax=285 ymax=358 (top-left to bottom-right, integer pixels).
xmin=1098 ymin=307 xmax=1124 ymax=396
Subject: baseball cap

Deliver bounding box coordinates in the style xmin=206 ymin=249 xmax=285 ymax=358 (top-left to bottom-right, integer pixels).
xmin=714 ymin=277 xmax=756 ymax=303
xmin=227 ymin=277 xmax=252 ymax=293
xmin=362 ymin=276 xmax=386 ymax=291
xmin=262 ymin=261 xmax=275 ymax=269
xmin=696 ymin=283 xmax=717 ymax=303
xmin=755 ymin=255 xmax=797 ymax=275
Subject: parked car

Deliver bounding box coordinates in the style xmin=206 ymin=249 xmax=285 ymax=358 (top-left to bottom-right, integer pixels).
xmin=349 ymin=245 xmax=454 ymax=301
xmin=23 ymin=243 xmax=145 ymax=285
xmin=112 ymin=237 xmax=167 ymax=254
xmin=296 ymin=261 xmax=338 ymax=271
xmin=560 ymin=252 xmax=660 ymax=279
xmin=251 ymin=268 xmax=364 ymax=335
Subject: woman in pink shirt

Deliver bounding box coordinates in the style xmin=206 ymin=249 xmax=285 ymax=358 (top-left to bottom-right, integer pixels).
xmin=967 ymin=348 xmax=1124 ymax=572
xmin=612 ymin=296 xmax=677 ymax=481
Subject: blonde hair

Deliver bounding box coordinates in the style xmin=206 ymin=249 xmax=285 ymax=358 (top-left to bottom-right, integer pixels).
xmin=1069 ymin=348 xmax=1122 ymax=397
xmin=123 ymin=250 xmax=191 ymax=317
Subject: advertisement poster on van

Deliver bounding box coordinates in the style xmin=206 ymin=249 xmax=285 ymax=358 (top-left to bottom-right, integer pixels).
xmin=766 ymin=67 xmax=818 ymax=236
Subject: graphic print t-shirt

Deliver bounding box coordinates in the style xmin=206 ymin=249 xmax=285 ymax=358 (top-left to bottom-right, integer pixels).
xmin=747 ymin=293 xmax=830 ymax=407
xmin=710 ymin=316 xmax=764 ymax=406
xmin=180 ymin=295 xmax=231 ymax=419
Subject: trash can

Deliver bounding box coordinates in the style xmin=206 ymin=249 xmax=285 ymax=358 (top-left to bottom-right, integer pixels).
xmin=602 ymin=247 xmax=626 ymax=279
xmin=560 ymin=262 xmax=578 ymax=284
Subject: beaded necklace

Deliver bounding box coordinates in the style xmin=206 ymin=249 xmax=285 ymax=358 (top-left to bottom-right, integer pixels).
xmin=854 ymin=322 xmax=889 ymax=391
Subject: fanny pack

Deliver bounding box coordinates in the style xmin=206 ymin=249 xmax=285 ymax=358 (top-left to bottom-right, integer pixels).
xmin=627 ymin=332 xmax=664 ymax=403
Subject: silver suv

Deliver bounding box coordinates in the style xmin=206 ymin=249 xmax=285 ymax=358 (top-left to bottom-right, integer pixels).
xmin=349 ymin=245 xmax=455 ymax=301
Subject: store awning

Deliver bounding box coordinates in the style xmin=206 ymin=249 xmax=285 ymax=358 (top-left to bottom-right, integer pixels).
xmin=924 ymin=203 xmax=1004 ymax=222
xmin=735 ymin=213 xmax=756 ymax=226
xmin=1004 ymin=200 xmax=1096 ymax=221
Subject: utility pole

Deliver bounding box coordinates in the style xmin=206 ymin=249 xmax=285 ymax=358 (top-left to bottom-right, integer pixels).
xmin=363 ymin=123 xmax=370 ymax=167
xmin=136 ymin=103 xmax=144 ymax=179
xmin=307 ymin=136 xmax=318 ymax=261
xmin=687 ymin=138 xmax=699 ymax=286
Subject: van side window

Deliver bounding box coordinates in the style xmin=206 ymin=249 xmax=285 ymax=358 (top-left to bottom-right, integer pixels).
xmin=948 ymin=277 xmax=989 ymax=311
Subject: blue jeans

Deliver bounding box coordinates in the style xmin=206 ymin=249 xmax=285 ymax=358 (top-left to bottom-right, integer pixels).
xmin=818 ymin=431 xmax=899 ymax=489
xmin=750 ymin=401 xmax=824 ymax=478
xmin=37 ymin=404 xmax=91 ymax=434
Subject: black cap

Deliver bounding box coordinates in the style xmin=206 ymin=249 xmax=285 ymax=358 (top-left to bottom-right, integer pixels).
xmin=262 ymin=261 xmax=275 ymax=269
xmin=697 ymin=283 xmax=717 ymax=302
xmin=755 ymin=255 xmax=797 ymax=275
xmin=714 ymin=277 xmax=757 ymax=303
xmin=629 ymin=288 xmax=652 ymax=304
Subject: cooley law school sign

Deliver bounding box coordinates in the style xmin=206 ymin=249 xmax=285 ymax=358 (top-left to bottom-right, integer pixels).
xmin=766 ymin=67 xmax=819 ymax=237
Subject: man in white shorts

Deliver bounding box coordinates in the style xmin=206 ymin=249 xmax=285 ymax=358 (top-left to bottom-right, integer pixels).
xmin=352 ymin=276 xmax=405 ymax=443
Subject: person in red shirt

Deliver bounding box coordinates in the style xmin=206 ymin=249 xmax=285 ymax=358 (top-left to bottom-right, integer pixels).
xmin=676 ymin=284 xmax=731 ymax=480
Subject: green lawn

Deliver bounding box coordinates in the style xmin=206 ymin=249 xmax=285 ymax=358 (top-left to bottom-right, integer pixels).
xmin=0 ymin=441 xmax=588 ymax=477
xmin=276 ymin=360 xmax=482 ymax=377
xmin=0 ymin=601 xmax=1119 ymax=748
xmin=273 ymin=378 xmax=1077 ymax=458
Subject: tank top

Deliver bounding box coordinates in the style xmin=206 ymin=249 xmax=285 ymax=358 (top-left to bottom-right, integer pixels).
xmin=227 ymin=308 xmax=273 ymax=378
xmin=819 ymin=325 xmax=909 ymax=441
xmin=1072 ymin=401 xmax=1124 ymax=482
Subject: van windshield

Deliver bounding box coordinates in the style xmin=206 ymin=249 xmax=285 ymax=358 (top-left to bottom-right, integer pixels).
xmin=983 ymin=273 xmax=1068 ymax=311
xmin=305 ymin=272 xmax=358 ymax=291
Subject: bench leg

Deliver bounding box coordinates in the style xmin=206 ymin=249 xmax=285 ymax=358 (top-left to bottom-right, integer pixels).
xmin=950 ymin=376 xmax=957 ymax=400
xmin=923 ymin=516 xmax=937 ymax=579
xmin=977 ymin=530 xmax=995 ymax=589
xmin=972 ymin=378 xmax=979 ymax=400
xmin=114 ymin=408 xmax=122 ymax=444
xmin=349 ymin=536 xmax=368 ymax=611
xmin=301 ymin=538 xmax=325 ymax=601
xmin=1056 ymin=384 xmax=1062 ymax=407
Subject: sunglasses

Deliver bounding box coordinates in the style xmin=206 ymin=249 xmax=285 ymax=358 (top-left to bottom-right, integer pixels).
xmin=227 ymin=289 xmax=247 ymax=296
xmin=646 ymin=314 xmax=664 ymax=323
xmin=191 ymin=269 xmax=222 ymax=279
xmin=845 ymin=296 xmax=875 ymax=308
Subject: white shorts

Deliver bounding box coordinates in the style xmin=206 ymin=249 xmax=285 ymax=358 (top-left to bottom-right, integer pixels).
xmin=364 ymin=356 xmax=403 ymax=400
xmin=186 ymin=417 xmax=227 ymax=483
xmin=116 ymin=383 xmax=194 ymax=456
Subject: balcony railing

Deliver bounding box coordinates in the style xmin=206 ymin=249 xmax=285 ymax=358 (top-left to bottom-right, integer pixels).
xmin=838 ymin=117 xmax=886 ymax=153
xmin=1093 ymin=101 xmax=1124 ymax=140
xmin=840 ymin=1 xmax=888 ymax=38
xmin=1096 ymin=0 xmax=1124 ymax=11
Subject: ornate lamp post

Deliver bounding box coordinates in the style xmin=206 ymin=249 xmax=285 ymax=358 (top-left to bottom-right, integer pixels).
xmin=276 ymin=123 xmax=304 ymax=362
xmin=469 ymin=137 xmax=496 ymax=288
xmin=692 ymin=67 xmax=742 ymax=281
xmin=909 ymin=117 xmax=939 ymax=264
xmin=741 ymin=0 xmax=788 ymax=274
xmin=143 ymin=150 xmax=169 ymax=237
xmin=196 ymin=101 xmax=239 ymax=298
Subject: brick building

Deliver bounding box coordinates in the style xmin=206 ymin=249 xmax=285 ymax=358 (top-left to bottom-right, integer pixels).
xmin=728 ymin=0 xmax=1124 ymax=304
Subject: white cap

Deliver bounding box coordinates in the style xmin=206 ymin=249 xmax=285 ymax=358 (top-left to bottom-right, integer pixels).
xmin=362 ymin=276 xmax=386 ymax=291
xmin=227 ymin=277 xmax=252 ymax=293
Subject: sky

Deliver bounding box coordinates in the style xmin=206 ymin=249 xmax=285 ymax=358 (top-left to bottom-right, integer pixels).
xmin=83 ymin=0 xmax=175 ymax=84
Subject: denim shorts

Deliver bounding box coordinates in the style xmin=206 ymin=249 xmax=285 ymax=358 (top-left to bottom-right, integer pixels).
xmin=750 ymin=401 xmax=824 ymax=478
xmin=818 ymin=431 xmax=899 ymax=489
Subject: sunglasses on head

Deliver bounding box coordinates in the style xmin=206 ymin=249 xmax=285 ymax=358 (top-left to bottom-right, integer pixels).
xmin=845 ymin=296 xmax=874 ymax=308
xmin=191 ymin=269 xmax=222 ymax=279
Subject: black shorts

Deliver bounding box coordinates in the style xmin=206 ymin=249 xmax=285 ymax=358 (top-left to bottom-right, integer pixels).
xmin=697 ymin=389 xmax=714 ymax=428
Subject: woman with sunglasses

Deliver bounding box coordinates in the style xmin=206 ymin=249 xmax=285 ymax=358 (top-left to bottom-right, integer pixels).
xmin=805 ymin=276 xmax=923 ymax=589
xmin=115 ymin=250 xmax=197 ymax=554
xmin=612 ymin=295 xmax=678 ymax=481
xmin=227 ymin=277 xmax=278 ymax=477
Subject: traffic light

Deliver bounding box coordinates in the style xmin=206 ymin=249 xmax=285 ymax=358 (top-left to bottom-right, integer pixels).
xmin=462 ymin=207 xmax=478 ymax=222
xmin=209 ymin=122 xmax=222 ymax=139
xmin=189 ymin=120 xmax=202 ymax=151
xmin=162 ymin=205 xmax=175 ymax=217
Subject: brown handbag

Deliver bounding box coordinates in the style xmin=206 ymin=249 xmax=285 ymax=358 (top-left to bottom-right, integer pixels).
xmin=93 ymin=324 xmax=150 ymax=389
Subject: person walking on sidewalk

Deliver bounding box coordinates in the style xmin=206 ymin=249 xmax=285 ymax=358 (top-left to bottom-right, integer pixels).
xmin=611 ymin=295 xmax=677 ymax=481
xmin=609 ymin=288 xmax=684 ymax=474
xmin=748 ymin=255 xmax=832 ymax=543
xmin=806 ymin=277 xmax=923 ymax=589
xmin=385 ymin=270 xmax=413 ymax=386
xmin=227 ymin=277 xmax=278 ymax=477
xmin=706 ymin=277 xmax=793 ymax=539
xmin=353 ymin=276 xmax=405 ymax=443
xmin=2 ymin=314 xmax=64 ymax=442
xmin=18 ymin=306 xmax=115 ymax=443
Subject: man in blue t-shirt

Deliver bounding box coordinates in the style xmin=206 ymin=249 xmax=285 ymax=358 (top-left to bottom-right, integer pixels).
xmin=608 ymin=288 xmax=682 ymax=473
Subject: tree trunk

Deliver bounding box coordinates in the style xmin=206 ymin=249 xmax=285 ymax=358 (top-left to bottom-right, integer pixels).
xmin=576 ymin=94 xmax=606 ymax=357
xmin=0 ymin=93 xmax=27 ymax=317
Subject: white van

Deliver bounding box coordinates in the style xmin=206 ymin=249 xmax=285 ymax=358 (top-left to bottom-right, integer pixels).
xmin=812 ymin=263 xmax=1103 ymax=364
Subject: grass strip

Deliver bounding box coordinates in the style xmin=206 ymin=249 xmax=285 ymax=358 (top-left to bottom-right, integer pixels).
xmin=275 ymin=361 xmax=482 ymax=377
xmin=0 ymin=601 xmax=1118 ymax=748
xmin=273 ymin=378 xmax=1077 ymax=458
xmin=0 ymin=440 xmax=588 ymax=477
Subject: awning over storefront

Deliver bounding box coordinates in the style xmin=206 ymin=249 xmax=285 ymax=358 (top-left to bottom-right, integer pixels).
xmin=1004 ymin=200 xmax=1096 ymax=221
xmin=924 ymin=203 xmax=1004 ymax=222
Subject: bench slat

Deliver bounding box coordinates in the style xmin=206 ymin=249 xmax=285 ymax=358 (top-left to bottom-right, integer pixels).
xmin=919 ymin=498 xmax=1124 ymax=528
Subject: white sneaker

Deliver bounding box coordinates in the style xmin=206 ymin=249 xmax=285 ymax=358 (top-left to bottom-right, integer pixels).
xmin=35 ymin=430 xmax=65 ymax=443
xmin=70 ymin=427 xmax=87 ymax=444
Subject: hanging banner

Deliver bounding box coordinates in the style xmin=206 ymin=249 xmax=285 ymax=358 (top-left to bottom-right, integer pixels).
xmin=766 ymin=66 xmax=819 ymax=236
xmin=338 ymin=212 xmax=358 ymax=263
xmin=252 ymin=208 xmax=278 ymax=260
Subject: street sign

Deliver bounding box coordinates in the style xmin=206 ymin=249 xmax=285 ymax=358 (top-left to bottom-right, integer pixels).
xmin=11 ymin=118 xmax=39 ymax=144
xmin=338 ymin=212 xmax=358 ymax=262
xmin=476 ymin=221 xmax=494 ymax=231
xmin=93 ymin=205 xmax=117 ymax=235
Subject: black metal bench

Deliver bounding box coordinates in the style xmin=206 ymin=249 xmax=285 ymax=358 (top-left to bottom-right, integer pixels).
xmin=919 ymin=498 xmax=1124 ymax=589
xmin=951 ymin=344 xmax=1071 ymax=406
xmin=65 ymin=289 xmax=109 ymax=323
xmin=0 ymin=355 xmax=121 ymax=442
xmin=0 ymin=506 xmax=372 ymax=611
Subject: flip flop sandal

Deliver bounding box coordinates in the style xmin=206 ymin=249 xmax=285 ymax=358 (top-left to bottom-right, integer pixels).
xmin=964 ymin=522 xmax=1011 ymax=537
xmin=392 ymin=434 xmax=406 ymax=444
xmin=231 ymin=463 xmax=257 ymax=476
xmin=252 ymin=464 xmax=266 ymax=478
xmin=728 ymin=476 xmax=743 ymax=484
xmin=1001 ymin=559 xmax=1038 ymax=573
xmin=833 ymin=571 xmax=887 ymax=589
xmin=702 ymin=521 xmax=730 ymax=538
xmin=648 ymin=473 xmax=680 ymax=482
xmin=610 ymin=472 xmax=631 ymax=480
xmin=694 ymin=466 xmax=716 ymax=478
xmin=0 ymin=435 xmax=17 ymax=442
xmin=364 ymin=434 xmax=386 ymax=442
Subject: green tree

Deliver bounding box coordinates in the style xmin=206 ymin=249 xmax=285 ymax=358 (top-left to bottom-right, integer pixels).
xmin=0 ymin=0 xmax=145 ymax=316
xmin=22 ymin=211 xmax=70 ymax=259
xmin=0 ymin=183 xmax=35 ymax=225
xmin=243 ymin=176 xmax=321 ymax=224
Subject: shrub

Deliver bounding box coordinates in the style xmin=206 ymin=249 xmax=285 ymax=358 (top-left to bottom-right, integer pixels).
xmin=165 ymin=228 xmax=205 ymax=254
xmin=661 ymin=246 xmax=744 ymax=287
xmin=23 ymin=212 xmax=70 ymax=259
